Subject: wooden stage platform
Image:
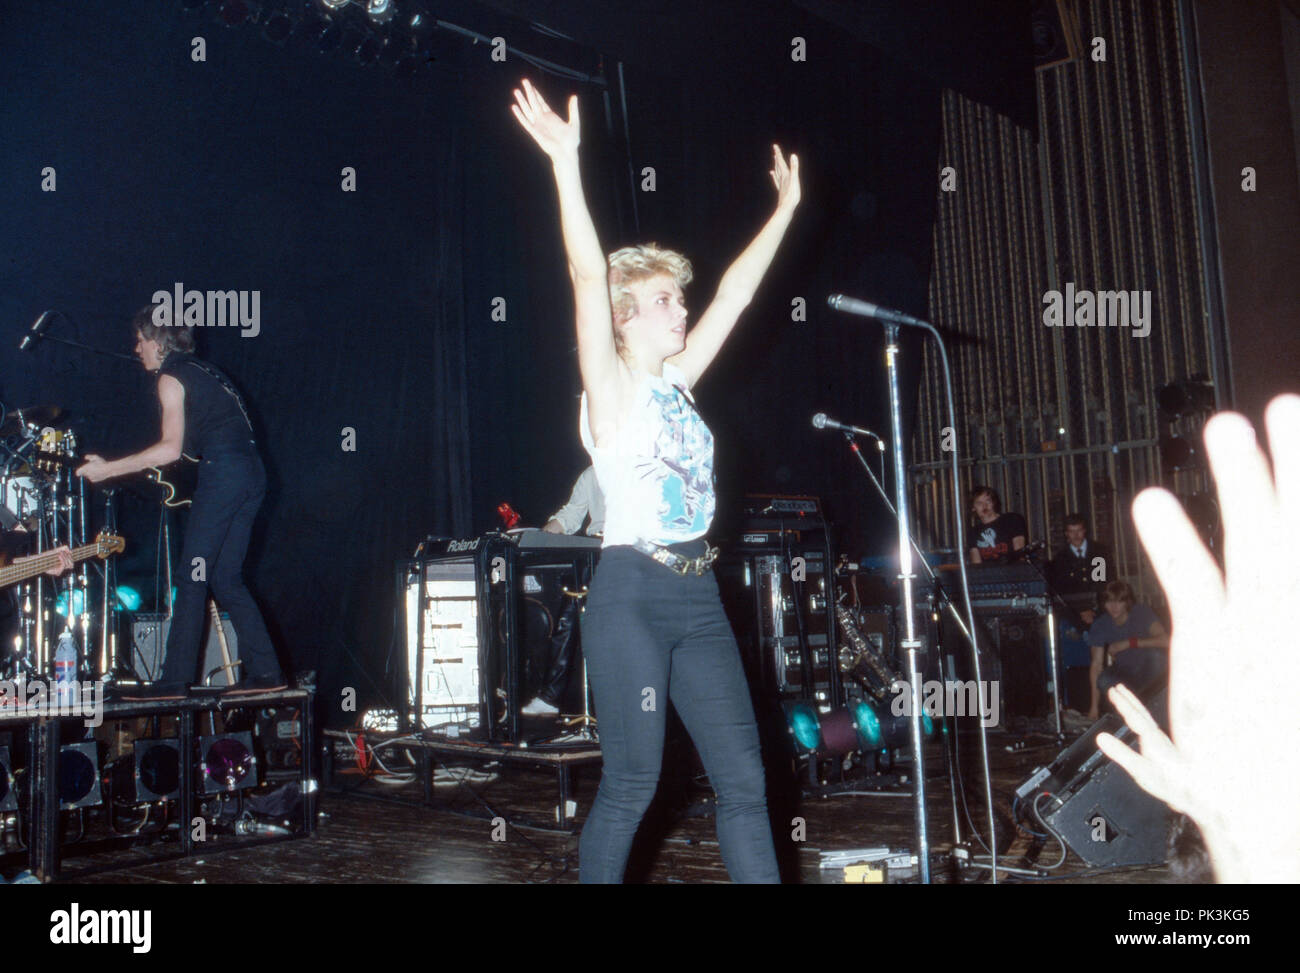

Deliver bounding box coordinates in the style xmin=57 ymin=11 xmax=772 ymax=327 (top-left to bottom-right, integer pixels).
xmin=58 ymin=723 xmax=1181 ymax=885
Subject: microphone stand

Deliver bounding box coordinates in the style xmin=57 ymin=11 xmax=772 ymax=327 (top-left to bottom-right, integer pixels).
xmin=881 ymin=323 xmax=932 ymax=884
xmin=18 ymin=316 xmax=137 ymax=364
xmin=21 ymin=325 xmax=138 ymax=363
xmin=838 ymin=430 xmax=973 ymax=644
xmin=828 ymin=292 xmax=999 ymax=882
xmin=1013 ymin=548 xmax=1073 ymax=740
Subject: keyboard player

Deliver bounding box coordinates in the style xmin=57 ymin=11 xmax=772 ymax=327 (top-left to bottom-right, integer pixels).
xmin=967 ymin=486 xmax=1028 ymax=564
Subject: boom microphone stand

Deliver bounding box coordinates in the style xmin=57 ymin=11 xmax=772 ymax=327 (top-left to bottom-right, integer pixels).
xmin=827 ymin=293 xmax=1000 ymax=883
xmin=833 ymin=429 xmax=974 ymax=644
xmin=828 ymin=427 xmax=976 ymax=846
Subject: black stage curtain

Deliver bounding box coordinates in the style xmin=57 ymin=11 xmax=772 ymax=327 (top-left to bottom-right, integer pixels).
xmin=2 ymin=1 xmax=951 ymax=725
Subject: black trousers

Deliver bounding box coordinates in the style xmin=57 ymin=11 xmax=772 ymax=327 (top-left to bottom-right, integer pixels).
xmin=160 ymin=449 xmax=281 ymax=686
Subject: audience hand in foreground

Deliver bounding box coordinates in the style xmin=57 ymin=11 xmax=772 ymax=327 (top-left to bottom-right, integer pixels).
xmin=1097 ymin=394 xmax=1300 ymax=883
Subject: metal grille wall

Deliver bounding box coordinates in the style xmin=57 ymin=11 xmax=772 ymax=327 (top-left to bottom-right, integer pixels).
xmin=912 ymin=0 xmax=1213 ymax=600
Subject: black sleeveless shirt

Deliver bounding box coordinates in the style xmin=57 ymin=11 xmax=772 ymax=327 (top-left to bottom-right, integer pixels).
xmin=157 ymin=353 xmax=256 ymax=457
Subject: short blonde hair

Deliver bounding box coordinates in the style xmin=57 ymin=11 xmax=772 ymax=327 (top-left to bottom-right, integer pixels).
xmin=606 ymin=245 xmax=693 ymax=348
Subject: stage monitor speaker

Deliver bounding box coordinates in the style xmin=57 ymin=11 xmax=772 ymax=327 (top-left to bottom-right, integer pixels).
xmin=1017 ymin=691 xmax=1171 ymax=867
xmin=132 ymin=612 xmax=240 ymax=687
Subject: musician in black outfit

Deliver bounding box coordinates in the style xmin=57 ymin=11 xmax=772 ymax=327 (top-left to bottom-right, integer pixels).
xmin=966 ymin=485 xmax=1027 ymax=564
xmin=77 ymin=308 xmax=283 ymax=697
xmin=1047 ymin=513 xmax=1111 ymax=627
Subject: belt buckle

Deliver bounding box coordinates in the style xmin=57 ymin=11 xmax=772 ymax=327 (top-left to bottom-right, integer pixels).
xmin=693 ymin=546 xmax=719 ymax=576
xmin=653 ymin=548 xmax=687 ymax=576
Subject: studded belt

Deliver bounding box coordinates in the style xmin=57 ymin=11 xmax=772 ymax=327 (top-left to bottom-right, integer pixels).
xmin=631 ymin=538 xmax=719 ymax=576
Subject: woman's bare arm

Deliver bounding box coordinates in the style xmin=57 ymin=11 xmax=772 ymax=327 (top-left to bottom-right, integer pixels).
xmin=511 ymin=80 xmax=623 ymax=433
xmin=668 ymin=145 xmax=800 ymax=387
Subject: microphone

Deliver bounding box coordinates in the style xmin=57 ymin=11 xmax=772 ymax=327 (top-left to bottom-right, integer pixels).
xmin=812 ymin=413 xmax=885 ymax=448
xmin=1008 ymin=540 xmax=1046 ymax=562
xmin=19 ymin=310 xmax=55 ymax=351
xmin=827 ymin=294 xmax=927 ymax=329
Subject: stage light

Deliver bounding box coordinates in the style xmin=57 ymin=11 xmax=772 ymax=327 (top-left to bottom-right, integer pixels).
xmin=115 ymin=740 xmax=181 ymax=802
xmin=818 ymin=708 xmax=862 ymax=755
xmin=115 ymin=585 xmax=142 ymax=611
xmin=319 ymin=0 xmax=349 ymax=9
xmin=199 ymin=732 xmax=258 ymax=793
xmin=0 ymin=747 xmax=15 ymax=812
xmin=785 ymin=701 xmax=822 ymax=753
xmin=851 ymin=698 xmax=884 ymax=748
xmin=54 ymin=588 xmax=86 ymax=619
xmin=853 ymin=697 xmax=933 ymax=751
xmin=367 ymin=0 xmax=396 ymax=23
xmin=59 ymin=742 xmax=102 ymax=810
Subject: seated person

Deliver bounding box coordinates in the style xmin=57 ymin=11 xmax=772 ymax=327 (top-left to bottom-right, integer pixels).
xmin=543 ymin=465 xmax=604 ymax=537
xmin=966 ymin=485 xmax=1027 ymax=564
xmin=523 ymin=467 xmax=604 ymax=717
xmin=1085 ymin=579 xmax=1168 ymax=720
xmin=1048 ymin=513 xmax=1112 ymax=628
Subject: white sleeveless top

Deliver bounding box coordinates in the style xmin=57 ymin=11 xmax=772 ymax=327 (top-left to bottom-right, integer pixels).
xmin=579 ymin=361 xmax=715 ymax=547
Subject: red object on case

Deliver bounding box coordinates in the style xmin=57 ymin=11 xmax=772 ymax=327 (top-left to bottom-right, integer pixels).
xmin=497 ymin=503 xmax=521 ymax=529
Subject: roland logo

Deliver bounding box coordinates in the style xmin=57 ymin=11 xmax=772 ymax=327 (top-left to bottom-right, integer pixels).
xmin=447 ymin=538 xmax=480 ymax=552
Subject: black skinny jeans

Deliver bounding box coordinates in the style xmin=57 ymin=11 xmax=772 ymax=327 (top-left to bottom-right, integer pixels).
xmin=160 ymin=448 xmax=280 ymax=687
xmin=578 ymin=540 xmax=779 ymax=883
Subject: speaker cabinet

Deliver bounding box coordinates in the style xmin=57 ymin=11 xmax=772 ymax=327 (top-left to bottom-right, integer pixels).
xmin=132 ymin=612 xmax=240 ymax=687
xmin=1017 ymin=692 xmax=1172 ymax=867
xmin=716 ymin=544 xmax=841 ymax=712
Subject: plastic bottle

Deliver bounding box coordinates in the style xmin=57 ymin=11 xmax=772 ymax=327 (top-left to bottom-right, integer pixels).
xmin=54 ymin=630 xmax=78 ymax=707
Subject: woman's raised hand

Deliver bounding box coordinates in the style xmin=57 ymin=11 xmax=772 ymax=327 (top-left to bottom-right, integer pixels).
xmin=511 ymin=79 xmax=580 ymax=161
xmin=769 ymin=145 xmax=801 ymax=213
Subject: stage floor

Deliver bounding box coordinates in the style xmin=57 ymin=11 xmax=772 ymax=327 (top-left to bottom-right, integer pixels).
xmin=60 ymin=726 xmax=1180 ymax=885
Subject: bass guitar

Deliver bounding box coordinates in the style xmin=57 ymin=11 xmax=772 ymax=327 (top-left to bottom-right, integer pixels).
xmin=0 ymin=531 xmax=125 ymax=589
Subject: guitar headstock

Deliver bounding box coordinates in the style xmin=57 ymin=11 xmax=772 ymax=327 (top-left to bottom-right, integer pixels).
xmin=95 ymin=532 xmax=125 ymax=557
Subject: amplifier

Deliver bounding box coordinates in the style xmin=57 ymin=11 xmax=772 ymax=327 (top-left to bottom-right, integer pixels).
xmin=1016 ymin=692 xmax=1172 ymax=866
xmin=132 ymin=612 xmax=240 ymax=687
xmin=404 ymin=558 xmax=481 ymax=729
xmin=739 ymin=494 xmax=823 ymax=520
xmin=405 ymin=535 xmax=599 ymax=741
xmin=716 ymin=545 xmax=841 ymax=711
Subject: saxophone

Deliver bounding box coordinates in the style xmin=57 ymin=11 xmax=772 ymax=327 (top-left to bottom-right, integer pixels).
xmin=835 ymin=603 xmax=901 ymax=702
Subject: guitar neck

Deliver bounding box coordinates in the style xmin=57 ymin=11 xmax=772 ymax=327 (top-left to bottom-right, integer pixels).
xmin=0 ymin=541 xmax=102 ymax=589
